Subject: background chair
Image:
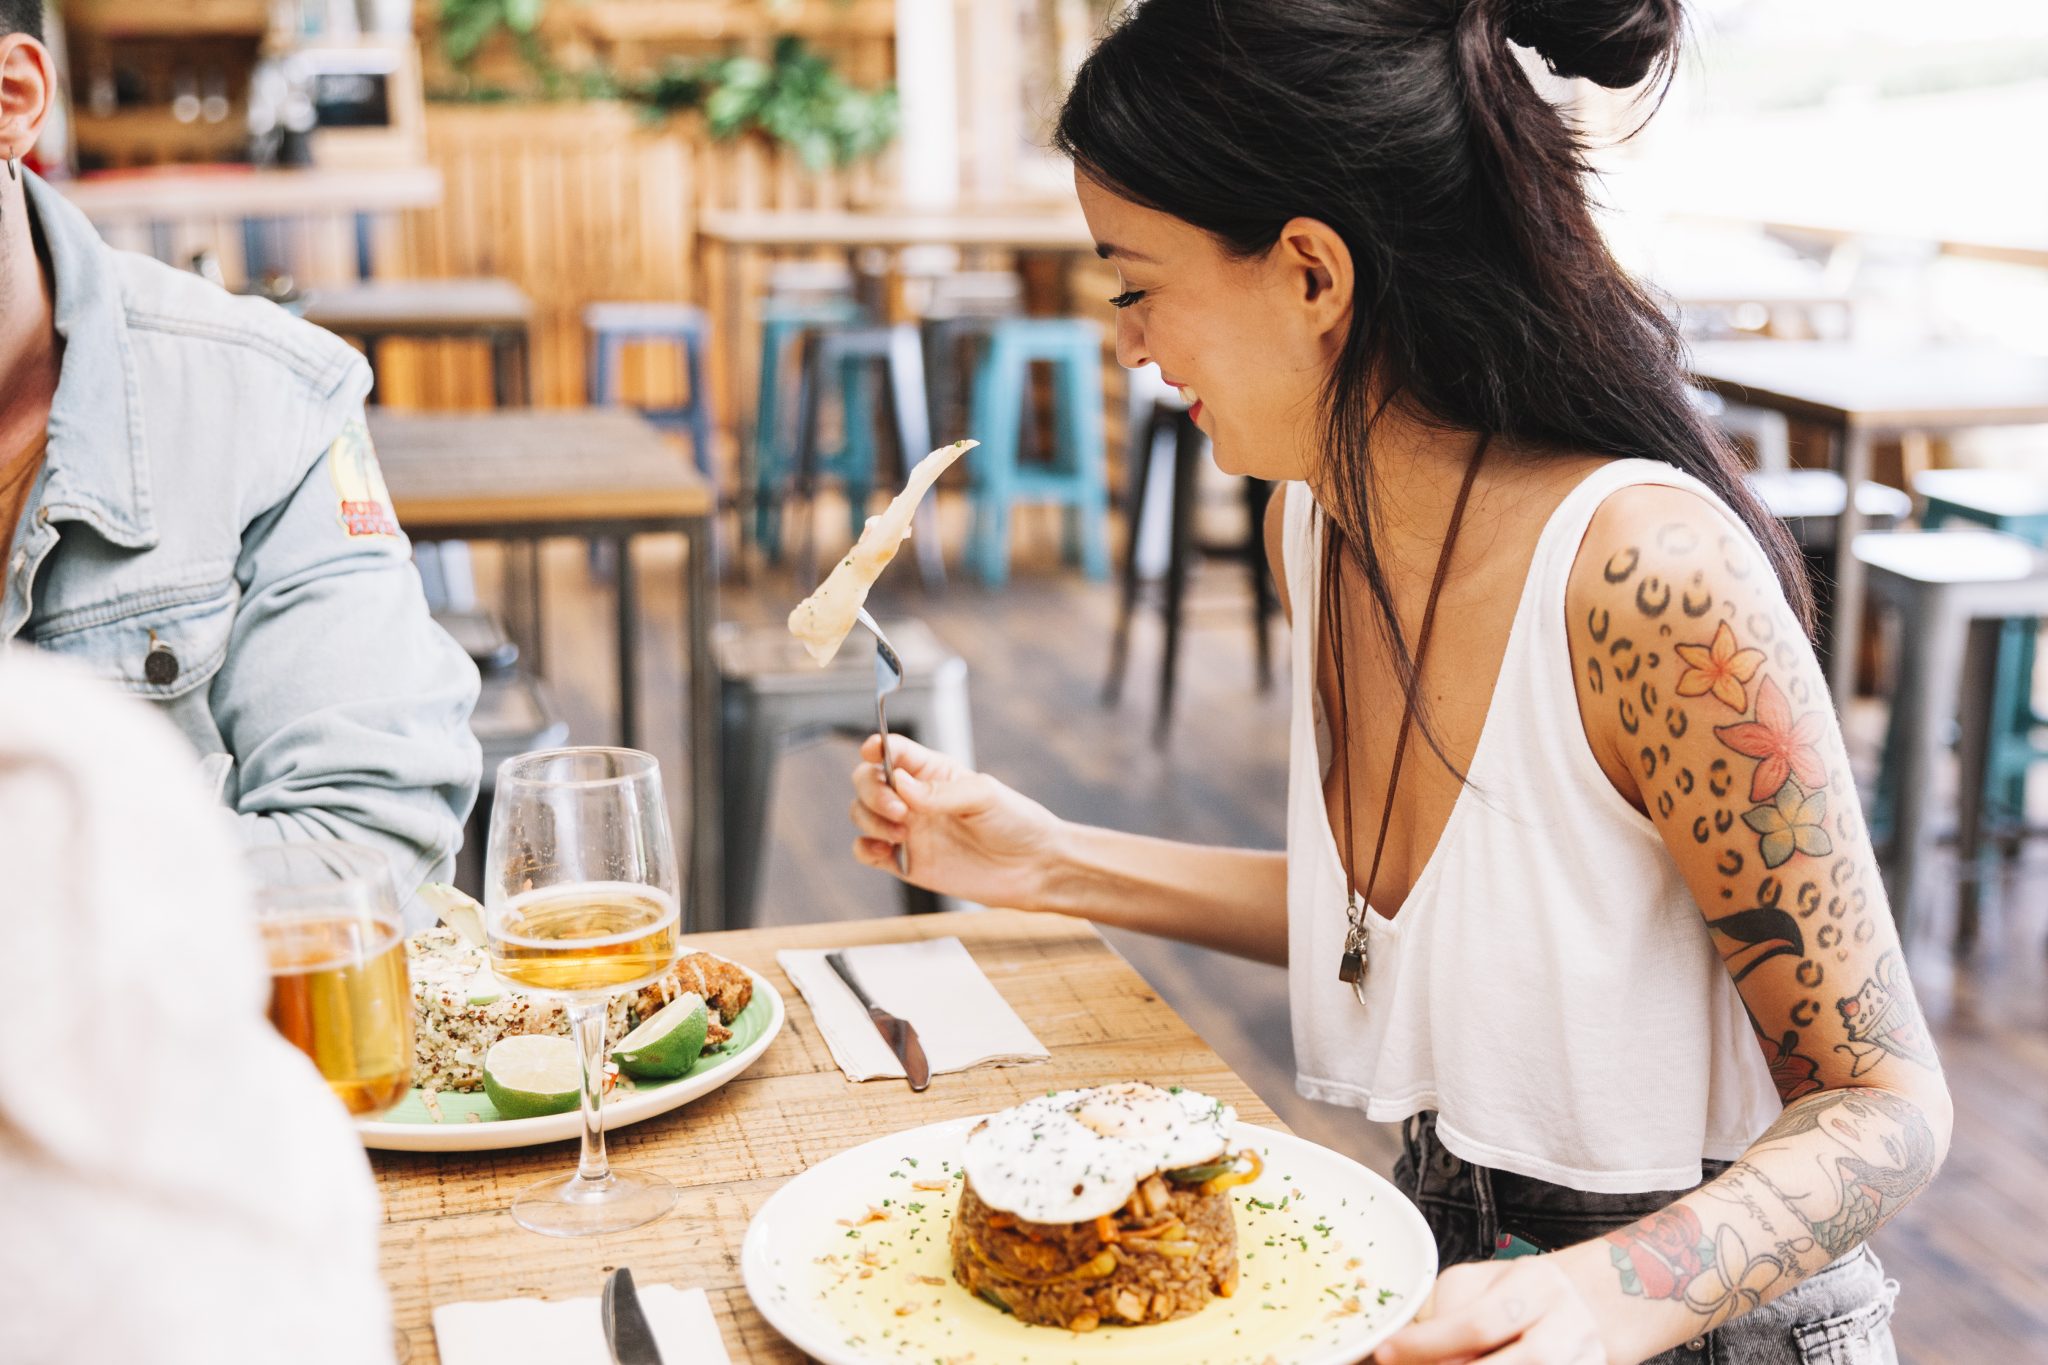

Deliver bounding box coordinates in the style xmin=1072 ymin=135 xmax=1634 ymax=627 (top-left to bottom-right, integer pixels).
xmin=1105 ymin=373 xmax=1275 ymax=747
xmin=717 ymin=618 xmax=973 ymax=926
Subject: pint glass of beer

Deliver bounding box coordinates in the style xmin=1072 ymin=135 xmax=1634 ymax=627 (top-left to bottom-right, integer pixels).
xmin=250 ymin=842 xmax=413 ymax=1117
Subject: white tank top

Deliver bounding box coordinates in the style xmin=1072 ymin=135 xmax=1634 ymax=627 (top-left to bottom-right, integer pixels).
xmin=1283 ymin=459 xmax=1782 ymax=1195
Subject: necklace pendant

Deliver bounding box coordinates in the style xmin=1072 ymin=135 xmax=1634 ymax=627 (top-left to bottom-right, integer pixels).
xmin=1337 ymin=894 xmax=1368 ymax=999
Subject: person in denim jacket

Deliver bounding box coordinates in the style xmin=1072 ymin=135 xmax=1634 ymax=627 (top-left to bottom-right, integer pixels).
xmin=1 ymin=6 xmax=480 ymax=907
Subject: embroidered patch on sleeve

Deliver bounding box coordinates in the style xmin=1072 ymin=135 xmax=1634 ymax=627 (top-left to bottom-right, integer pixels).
xmin=328 ymin=418 xmax=401 ymax=539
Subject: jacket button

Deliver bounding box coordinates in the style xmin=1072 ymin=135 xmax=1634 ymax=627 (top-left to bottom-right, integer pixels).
xmin=1686 ymin=1338 xmax=1706 ymax=1352
xmin=144 ymin=641 xmax=180 ymax=686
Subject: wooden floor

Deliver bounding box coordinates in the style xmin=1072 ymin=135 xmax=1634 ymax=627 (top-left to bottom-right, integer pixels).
xmin=476 ymin=505 xmax=2048 ymax=1363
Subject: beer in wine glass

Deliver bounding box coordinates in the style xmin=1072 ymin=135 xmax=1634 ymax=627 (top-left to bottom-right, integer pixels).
xmin=250 ymin=843 xmax=413 ymax=1117
xmin=484 ymin=747 xmax=682 ymax=1237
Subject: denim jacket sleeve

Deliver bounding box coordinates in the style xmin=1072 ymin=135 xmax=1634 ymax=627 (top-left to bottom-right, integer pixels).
xmin=216 ymin=408 xmax=482 ymax=894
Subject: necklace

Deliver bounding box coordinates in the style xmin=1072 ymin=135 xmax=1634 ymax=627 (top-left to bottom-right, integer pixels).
xmin=1325 ymin=435 xmax=1488 ymax=1005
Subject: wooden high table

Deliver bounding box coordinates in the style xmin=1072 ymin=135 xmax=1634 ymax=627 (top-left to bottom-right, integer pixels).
xmin=368 ymin=407 xmax=720 ymax=927
xmin=370 ymin=909 xmax=1284 ymax=1362
xmin=1686 ymin=340 xmax=2048 ymax=706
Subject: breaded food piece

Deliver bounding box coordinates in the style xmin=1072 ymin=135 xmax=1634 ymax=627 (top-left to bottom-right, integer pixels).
xmin=667 ymin=951 xmax=753 ymax=1024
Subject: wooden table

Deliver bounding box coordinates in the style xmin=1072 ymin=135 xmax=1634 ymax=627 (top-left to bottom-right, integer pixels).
xmin=371 ymin=909 xmax=1284 ymax=1362
xmin=368 ymin=407 xmax=721 ymax=928
xmin=1687 ymin=340 xmax=2048 ymax=706
xmin=305 ymin=279 xmax=536 ymax=407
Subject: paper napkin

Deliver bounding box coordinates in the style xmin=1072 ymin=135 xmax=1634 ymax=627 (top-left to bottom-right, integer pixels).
xmin=778 ymin=936 xmax=1049 ymax=1081
xmin=432 ymin=1283 xmax=730 ymax=1365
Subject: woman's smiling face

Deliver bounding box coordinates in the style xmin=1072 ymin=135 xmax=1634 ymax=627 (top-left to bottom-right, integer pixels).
xmin=1074 ymin=174 xmax=1353 ymax=483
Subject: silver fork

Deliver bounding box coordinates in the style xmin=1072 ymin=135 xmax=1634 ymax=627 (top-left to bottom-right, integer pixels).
xmin=854 ymin=608 xmax=909 ymax=875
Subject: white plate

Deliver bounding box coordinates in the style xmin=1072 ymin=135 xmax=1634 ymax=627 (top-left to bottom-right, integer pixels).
xmin=742 ymin=1114 xmax=1437 ymax=1365
xmin=357 ymin=964 xmax=784 ymax=1153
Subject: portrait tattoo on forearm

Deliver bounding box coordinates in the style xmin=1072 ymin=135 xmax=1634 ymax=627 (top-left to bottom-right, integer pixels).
xmin=1604 ymin=1089 xmax=1937 ymax=1325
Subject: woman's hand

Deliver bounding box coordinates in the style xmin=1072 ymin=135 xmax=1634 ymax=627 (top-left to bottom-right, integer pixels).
xmin=1376 ymin=1256 xmax=1607 ymax=1365
xmin=848 ymin=734 xmax=1065 ymax=910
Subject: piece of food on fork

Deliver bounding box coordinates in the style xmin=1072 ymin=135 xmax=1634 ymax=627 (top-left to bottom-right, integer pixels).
xmin=787 ymin=438 xmax=977 ymax=666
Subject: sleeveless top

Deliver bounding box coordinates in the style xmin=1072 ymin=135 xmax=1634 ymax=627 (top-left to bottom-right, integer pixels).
xmin=1283 ymin=459 xmax=1782 ymax=1195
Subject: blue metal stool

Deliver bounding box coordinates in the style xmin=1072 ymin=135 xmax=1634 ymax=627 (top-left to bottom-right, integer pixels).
xmin=964 ymin=316 xmax=1111 ymax=587
xmin=583 ymin=302 xmax=717 ymax=474
xmin=752 ymin=297 xmax=866 ymax=559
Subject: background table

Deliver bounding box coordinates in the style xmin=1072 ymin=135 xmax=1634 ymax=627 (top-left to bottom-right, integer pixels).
xmin=60 ymin=165 xmax=444 ymax=279
xmin=370 ymin=909 xmax=1285 ymax=1363
xmin=1687 ymin=340 xmax=2048 ymax=705
xmin=369 ymin=407 xmax=720 ymax=928
xmin=305 ymin=279 xmax=535 ymax=407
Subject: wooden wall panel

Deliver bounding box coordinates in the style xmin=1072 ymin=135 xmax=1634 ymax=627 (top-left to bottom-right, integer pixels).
xmin=376 ymin=103 xmax=694 ymax=410
xmin=376 ymin=97 xmax=895 ymax=414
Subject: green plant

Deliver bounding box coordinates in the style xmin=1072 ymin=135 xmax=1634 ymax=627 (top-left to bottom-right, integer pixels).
xmin=638 ymin=36 xmax=898 ymax=170
xmin=436 ymin=0 xmax=548 ymax=68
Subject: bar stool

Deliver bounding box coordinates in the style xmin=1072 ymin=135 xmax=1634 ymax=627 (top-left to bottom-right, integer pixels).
xmin=1105 ymin=377 xmax=1274 ymax=747
xmin=717 ymin=618 xmax=974 ymax=926
xmin=1747 ymin=469 xmax=1911 ymax=691
xmin=965 ymin=316 xmax=1111 ymax=587
xmin=751 ymin=296 xmax=867 ymax=559
xmin=1857 ymin=528 xmax=2048 ymax=937
xmin=583 ymin=302 xmax=717 ymax=476
xmin=919 ymin=270 xmax=1025 ymax=440
xmin=1917 ymin=468 xmax=2048 ymax=837
xmin=452 ymin=665 xmax=572 ymax=896
xmin=431 ymin=607 xmax=519 ymax=674
xmin=784 ymin=322 xmax=942 ymax=590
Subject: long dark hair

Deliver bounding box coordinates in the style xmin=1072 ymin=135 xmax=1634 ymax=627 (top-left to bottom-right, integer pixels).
xmin=1056 ymin=0 xmax=1816 ymax=740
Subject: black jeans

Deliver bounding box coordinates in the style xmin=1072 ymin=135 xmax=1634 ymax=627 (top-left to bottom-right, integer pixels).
xmin=1393 ymin=1114 xmax=1899 ymax=1364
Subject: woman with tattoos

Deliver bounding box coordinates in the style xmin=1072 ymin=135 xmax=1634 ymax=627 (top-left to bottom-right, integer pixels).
xmin=845 ymin=1 xmax=1952 ymax=1359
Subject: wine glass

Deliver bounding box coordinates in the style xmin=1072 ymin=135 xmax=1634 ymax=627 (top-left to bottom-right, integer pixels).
xmin=249 ymin=842 xmax=413 ymax=1118
xmin=483 ymin=747 xmax=682 ymax=1237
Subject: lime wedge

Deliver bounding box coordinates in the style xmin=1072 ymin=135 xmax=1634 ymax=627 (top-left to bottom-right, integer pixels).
xmin=610 ymin=992 xmax=709 ymax=1080
xmin=482 ymin=1035 xmax=582 ymax=1119
xmin=417 ymin=882 xmax=488 ymax=948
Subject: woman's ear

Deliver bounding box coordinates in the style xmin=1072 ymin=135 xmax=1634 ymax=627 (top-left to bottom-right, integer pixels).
xmin=1274 ymin=216 xmax=1353 ymax=340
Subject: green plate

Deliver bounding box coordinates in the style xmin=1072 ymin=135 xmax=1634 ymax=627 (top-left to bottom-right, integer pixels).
xmin=357 ymin=960 xmax=785 ymax=1152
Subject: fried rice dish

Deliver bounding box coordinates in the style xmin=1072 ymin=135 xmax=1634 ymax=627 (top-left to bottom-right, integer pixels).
xmin=948 ymin=1082 xmax=1261 ymax=1330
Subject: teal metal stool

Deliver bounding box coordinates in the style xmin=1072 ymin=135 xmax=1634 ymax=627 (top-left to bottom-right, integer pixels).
xmin=752 ymin=296 xmax=865 ymax=558
xmin=1857 ymin=529 xmax=2048 ymax=938
xmin=964 ymin=316 xmax=1110 ymax=587
xmin=1913 ymin=469 xmax=2048 ymax=857
xmin=787 ymin=321 xmax=942 ymax=590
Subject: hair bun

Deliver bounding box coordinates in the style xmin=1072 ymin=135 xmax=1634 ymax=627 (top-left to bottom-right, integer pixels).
xmin=1504 ymin=0 xmax=1680 ymax=89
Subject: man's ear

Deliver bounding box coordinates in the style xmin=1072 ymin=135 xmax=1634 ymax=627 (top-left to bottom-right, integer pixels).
xmin=0 ymin=36 xmax=56 ymax=161
xmin=1273 ymin=216 xmax=1353 ymax=340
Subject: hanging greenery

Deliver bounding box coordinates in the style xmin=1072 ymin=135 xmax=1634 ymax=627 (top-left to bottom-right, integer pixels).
xmin=634 ymin=37 xmax=899 ymax=170
xmin=429 ymin=0 xmax=899 ymax=171
xmin=435 ymin=0 xmax=549 ymax=70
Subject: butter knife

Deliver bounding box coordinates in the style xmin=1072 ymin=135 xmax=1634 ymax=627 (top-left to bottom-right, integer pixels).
xmin=826 ymin=950 xmax=931 ymax=1091
xmin=601 ymin=1267 xmax=664 ymax=1365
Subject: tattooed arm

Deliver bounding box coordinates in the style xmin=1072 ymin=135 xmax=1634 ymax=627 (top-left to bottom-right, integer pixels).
xmin=1382 ymin=485 xmax=1950 ymax=1365
xmin=1556 ymin=486 xmax=1951 ymax=1360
